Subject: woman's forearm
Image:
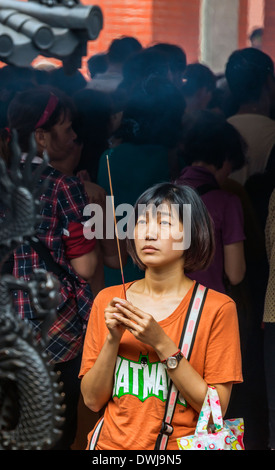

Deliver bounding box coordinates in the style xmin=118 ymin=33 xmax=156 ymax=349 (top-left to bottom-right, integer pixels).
xmin=153 ymin=337 xmax=208 ymax=413
xmin=81 ymin=334 xmax=120 ymax=412
xmin=168 ymin=358 xmax=208 ymax=413
xmin=154 ymin=338 xmax=231 ymax=415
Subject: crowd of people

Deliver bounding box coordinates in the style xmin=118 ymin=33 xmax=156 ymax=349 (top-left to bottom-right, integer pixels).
xmin=0 ymin=35 xmax=274 ymax=451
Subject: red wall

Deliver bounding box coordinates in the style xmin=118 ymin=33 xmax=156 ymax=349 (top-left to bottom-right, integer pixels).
xmin=82 ymin=0 xmax=200 ymax=72
xmin=2 ymin=1 xmax=275 ymax=74
xmin=238 ymin=0 xmax=249 ymax=49
xmin=262 ymin=0 xmax=275 ymax=62
xmin=151 ymin=0 xmax=201 ymax=63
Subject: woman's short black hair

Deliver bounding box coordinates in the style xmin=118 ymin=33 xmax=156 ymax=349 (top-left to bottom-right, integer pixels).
xmin=127 ymin=182 xmax=215 ymax=273
xmin=7 ymin=85 xmax=74 ymax=152
xmin=180 ymin=110 xmax=246 ymax=171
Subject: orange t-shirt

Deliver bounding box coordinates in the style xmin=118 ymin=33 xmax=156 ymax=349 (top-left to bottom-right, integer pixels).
xmin=79 ymin=280 xmax=243 ymax=450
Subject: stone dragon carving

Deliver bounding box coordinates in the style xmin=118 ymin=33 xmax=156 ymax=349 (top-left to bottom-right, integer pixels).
xmin=0 ymin=132 xmax=65 ymax=450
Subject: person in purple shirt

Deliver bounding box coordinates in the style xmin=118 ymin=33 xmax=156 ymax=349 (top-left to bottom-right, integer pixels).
xmin=175 ymin=110 xmax=246 ymax=294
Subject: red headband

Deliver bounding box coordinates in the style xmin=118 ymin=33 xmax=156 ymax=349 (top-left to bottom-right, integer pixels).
xmin=4 ymin=127 xmax=11 ymax=143
xmin=35 ymin=93 xmax=59 ymax=129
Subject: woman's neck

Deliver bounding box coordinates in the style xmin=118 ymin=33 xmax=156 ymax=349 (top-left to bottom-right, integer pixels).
xmin=141 ymin=262 xmax=192 ymax=299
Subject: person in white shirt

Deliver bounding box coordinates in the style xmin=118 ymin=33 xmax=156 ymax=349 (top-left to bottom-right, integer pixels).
xmin=225 ymin=47 xmax=275 ymax=185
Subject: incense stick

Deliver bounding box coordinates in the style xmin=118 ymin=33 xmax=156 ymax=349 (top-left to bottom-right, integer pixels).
xmin=106 ymin=155 xmax=127 ymax=299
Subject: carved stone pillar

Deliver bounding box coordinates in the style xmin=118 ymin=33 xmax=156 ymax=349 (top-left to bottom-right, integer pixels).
xmin=262 ymin=0 xmax=275 ymax=62
xmin=200 ymin=0 xmax=240 ymax=73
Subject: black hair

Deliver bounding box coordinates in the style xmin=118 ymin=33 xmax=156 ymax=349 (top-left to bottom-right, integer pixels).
xmin=182 ymin=63 xmax=216 ymax=97
xmin=48 ymin=67 xmax=86 ymax=95
xmin=225 ymin=47 xmax=274 ymax=104
xmin=0 ymin=65 xmax=36 ymax=128
xmin=115 ymin=75 xmax=185 ymax=148
xmin=87 ymin=53 xmax=108 ymax=78
xmin=72 ymin=88 xmax=112 ymax=181
xmin=151 ymin=43 xmax=187 ymax=78
xmin=7 ymin=85 xmax=74 ymax=152
xmin=249 ymin=28 xmax=263 ymax=42
xmin=119 ymin=47 xmax=170 ymax=94
xmin=127 ymin=182 xmax=215 ymax=273
xmin=180 ymin=110 xmax=246 ymax=171
xmin=108 ymin=36 xmax=142 ymax=64
xmin=0 ymin=127 xmax=11 ymax=166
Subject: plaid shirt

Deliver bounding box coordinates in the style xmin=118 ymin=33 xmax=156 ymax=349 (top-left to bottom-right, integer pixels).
xmin=12 ymin=161 xmax=95 ymax=363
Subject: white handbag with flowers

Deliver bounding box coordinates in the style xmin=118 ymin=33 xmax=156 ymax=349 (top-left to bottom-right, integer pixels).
xmin=177 ymin=385 xmax=245 ymax=450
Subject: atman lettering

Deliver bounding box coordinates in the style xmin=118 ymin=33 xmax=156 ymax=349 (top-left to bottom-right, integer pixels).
xmin=113 ymin=354 xmax=187 ymax=406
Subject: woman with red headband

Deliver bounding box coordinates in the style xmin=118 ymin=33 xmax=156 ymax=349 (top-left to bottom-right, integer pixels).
xmin=6 ymin=86 xmax=98 ymax=449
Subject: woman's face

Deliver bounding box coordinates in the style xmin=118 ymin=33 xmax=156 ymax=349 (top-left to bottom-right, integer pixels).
xmin=44 ymin=111 xmax=77 ymax=161
xmin=134 ymin=202 xmax=185 ymax=269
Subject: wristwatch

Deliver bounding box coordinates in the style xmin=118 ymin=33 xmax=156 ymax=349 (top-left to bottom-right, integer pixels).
xmin=161 ymin=350 xmax=184 ymax=370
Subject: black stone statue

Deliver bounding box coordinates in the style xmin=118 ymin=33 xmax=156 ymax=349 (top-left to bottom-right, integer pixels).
xmin=0 ymin=132 xmax=65 ymax=450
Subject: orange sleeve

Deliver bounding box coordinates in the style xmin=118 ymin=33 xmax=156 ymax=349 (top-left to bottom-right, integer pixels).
xmin=203 ymin=299 xmax=243 ymax=385
xmin=79 ymin=290 xmax=110 ymax=378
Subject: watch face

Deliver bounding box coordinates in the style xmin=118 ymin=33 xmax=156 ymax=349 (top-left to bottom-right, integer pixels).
xmin=166 ymin=357 xmax=178 ymax=369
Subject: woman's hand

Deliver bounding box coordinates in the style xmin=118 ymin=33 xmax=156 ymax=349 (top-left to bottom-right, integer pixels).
xmin=104 ymin=297 xmax=127 ymax=341
xmin=111 ymin=298 xmax=171 ymax=351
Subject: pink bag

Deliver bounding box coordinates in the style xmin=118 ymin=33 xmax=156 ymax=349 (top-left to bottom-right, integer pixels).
xmin=177 ymin=385 xmax=245 ymax=450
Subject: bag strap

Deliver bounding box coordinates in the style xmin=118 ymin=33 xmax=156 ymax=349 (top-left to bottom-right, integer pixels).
xmin=154 ymin=282 xmax=208 ymax=450
xmin=29 ymin=235 xmax=76 ymax=285
xmin=89 ymin=415 xmax=105 ymax=450
xmin=196 ymin=385 xmax=223 ymax=434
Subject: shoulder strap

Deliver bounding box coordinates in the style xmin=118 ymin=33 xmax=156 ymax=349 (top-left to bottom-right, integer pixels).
xmin=154 ymin=282 xmax=208 ymax=450
xmin=29 ymin=235 xmax=76 ymax=285
xmin=88 ymin=415 xmax=105 ymax=450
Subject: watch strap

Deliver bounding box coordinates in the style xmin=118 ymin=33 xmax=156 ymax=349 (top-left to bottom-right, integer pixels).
xmin=161 ymin=349 xmax=182 ymax=364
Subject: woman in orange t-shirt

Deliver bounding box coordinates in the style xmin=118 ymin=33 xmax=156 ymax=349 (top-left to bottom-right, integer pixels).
xmin=79 ymin=182 xmax=243 ymax=450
